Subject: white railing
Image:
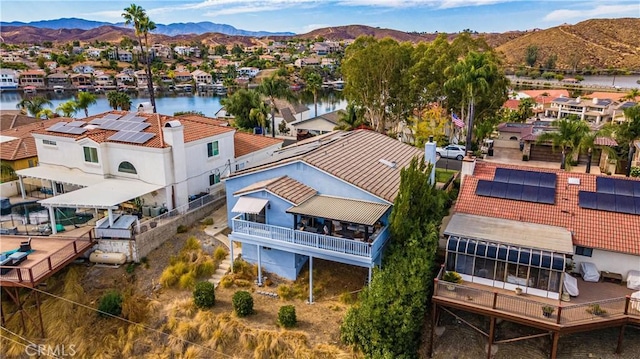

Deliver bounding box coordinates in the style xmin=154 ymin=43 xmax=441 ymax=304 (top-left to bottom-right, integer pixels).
xmin=231 ymin=215 xmax=375 ymax=258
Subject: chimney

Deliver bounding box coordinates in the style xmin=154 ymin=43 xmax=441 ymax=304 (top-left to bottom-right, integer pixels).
xmin=424 ymin=136 xmax=436 ymax=184
xmin=162 ymin=120 xmax=188 ymax=211
xmin=460 ymin=156 xmax=476 ymax=187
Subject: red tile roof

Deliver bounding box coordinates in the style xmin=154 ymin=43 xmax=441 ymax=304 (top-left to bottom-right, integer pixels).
xmin=234 ymin=132 xmax=283 ymax=158
xmin=502 ymin=99 xmax=520 ymax=110
xmin=455 ymin=162 xmax=640 ymax=255
xmin=1 ymin=118 xmax=69 ymax=160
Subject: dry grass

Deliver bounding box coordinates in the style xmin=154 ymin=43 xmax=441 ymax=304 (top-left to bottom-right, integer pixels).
xmin=160 ymin=236 xmax=220 ymax=290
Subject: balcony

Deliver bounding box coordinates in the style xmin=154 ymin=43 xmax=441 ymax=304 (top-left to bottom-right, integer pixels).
xmin=230 ymin=215 xmax=389 ymax=264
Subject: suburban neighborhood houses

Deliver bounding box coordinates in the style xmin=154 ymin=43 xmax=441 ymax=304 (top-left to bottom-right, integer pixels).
xmin=1 ymin=5 xmax=640 ymax=359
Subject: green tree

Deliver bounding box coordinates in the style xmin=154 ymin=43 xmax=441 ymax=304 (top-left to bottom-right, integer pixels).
xmin=525 ymin=45 xmax=538 ymax=67
xmin=75 ymin=92 xmax=97 ymax=118
xmin=537 ymin=117 xmax=591 ymax=170
xmin=622 ymin=89 xmax=639 ymax=101
xmin=221 ymin=89 xmax=261 ymax=130
xmin=304 ymin=72 xmax=323 ymax=117
xmin=106 ymin=91 xmax=132 ymax=111
xmin=615 ymin=105 xmax=640 ymax=176
xmin=37 ymin=108 xmax=57 ymax=119
xmin=249 ymin=101 xmax=269 ymax=136
xmin=123 ymin=4 xmax=157 ymax=113
xmin=16 ymin=96 xmax=52 ymax=117
xmin=444 ymin=51 xmax=508 ymax=149
xmin=213 ymin=44 xmax=227 ymax=56
xmin=334 ymin=102 xmax=366 ymax=131
xmin=516 ymin=98 xmax=535 ymax=122
xmin=56 ymin=100 xmax=78 ymax=118
xmin=255 ymin=74 xmax=295 ymax=137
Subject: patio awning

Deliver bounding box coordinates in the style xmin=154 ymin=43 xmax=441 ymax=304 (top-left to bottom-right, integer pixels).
xmin=286 ymin=195 xmax=390 ymax=226
xmin=231 ymin=196 xmax=269 ymax=214
xmin=444 ymin=213 xmax=574 ymax=254
xmin=17 ymin=165 xmax=104 ymax=187
xmin=38 ymin=179 xmax=163 ymax=209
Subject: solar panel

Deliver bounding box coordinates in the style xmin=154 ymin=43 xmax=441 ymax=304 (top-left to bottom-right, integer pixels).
xmin=538 ymin=173 xmax=557 ymax=188
xmin=490 ymin=181 xmax=507 ymax=198
xmin=521 ymin=185 xmax=539 ymax=202
xmin=537 ymin=187 xmax=556 ymax=204
xmin=635 ymin=182 xmax=640 ymax=197
xmin=129 ymin=132 xmax=155 ymax=144
xmin=88 ymin=118 xmax=107 ymax=125
xmin=46 ymin=123 xmax=87 ymax=135
xmin=613 ymin=178 xmax=635 ymax=196
xmin=129 ymin=116 xmax=146 ymax=122
xmin=505 ymin=183 xmax=523 ymax=200
xmin=493 ymin=168 xmax=510 ymax=183
xmin=67 ymin=121 xmax=86 ymax=127
xmin=508 ymin=170 xmax=525 ymax=185
xmin=635 ymin=197 xmax=640 ymax=214
xmin=118 ymin=113 xmax=137 ymax=121
xmin=578 ymin=191 xmax=597 ymax=209
xmin=475 ymin=180 xmax=493 ymax=196
xmin=102 ymin=113 xmax=122 ymax=120
xmin=615 ymin=195 xmax=636 ymax=215
xmin=596 ymin=177 xmax=615 ymax=194
xmin=596 ymin=192 xmax=616 ymax=211
xmin=523 ymin=171 xmax=540 ymax=187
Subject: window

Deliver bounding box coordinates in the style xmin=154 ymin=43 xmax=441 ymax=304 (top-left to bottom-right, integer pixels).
xmin=207 ymin=141 xmax=219 ymax=157
xmin=209 ymin=173 xmax=220 ymax=186
xmin=118 ymin=161 xmax=137 ymax=174
xmin=83 ymin=147 xmax=99 ymax=163
xmin=43 ymin=139 xmax=57 ymax=146
xmin=28 ymin=159 xmax=35 ymax=167
xmin=575 ymin=246 xmax=593 ymax=257
xmin=236 ymin=162 xmax=245 ymax=171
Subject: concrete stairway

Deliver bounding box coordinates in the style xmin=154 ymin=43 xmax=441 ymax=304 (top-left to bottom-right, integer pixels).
xmin=202 ymin=204 xmax=241 ymax=288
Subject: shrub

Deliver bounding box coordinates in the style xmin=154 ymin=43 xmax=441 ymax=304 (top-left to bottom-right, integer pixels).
xmin=177 ymin=224 xmax=189 ymax=233
xmin=213 ymin=247 xmax=228 ymax=261
xmin=193 ymin=281 xmax=216 ymax=308
xmin=234 ymin=279 xmax=252 ymax=287
xmin=442 ymin=271 xmax=463 ymax=284
xmin=630 ymin=167 xmax=640 ymax=177
xmin=202 ymin=217 xmax=214 ymax=226
xmin=278 ymin=305 xmax=297 ymax=328
xmin=339 ymin=291 xmax=356 ymax=305
xmin=586 ymin=303 xmax=607 ymax=316
xmin=98 ymin=290 xmax=123 ymax=317
xmin=179 ymin=271 xmax=197 ymax=289
xmin=232 ymin=291 xmax=254 ymax=317
xmin=125 ymin=262 xmax=137 ymax=274
xmin=220 ymin=275 xmax=234 ymax=288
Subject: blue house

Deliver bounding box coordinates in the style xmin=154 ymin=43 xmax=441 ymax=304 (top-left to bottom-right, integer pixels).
xmin=225 ymin=130 xmax=425 ymax=301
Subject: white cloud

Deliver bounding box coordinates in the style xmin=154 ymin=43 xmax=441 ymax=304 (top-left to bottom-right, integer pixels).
xmin=203 ymin=4 xmax=282 ymax=16
xmin=79 ymin=10 xmax=126 ymax=22
xmin=543 ymin=4 xmax=639 ymax=22
xmin=337 ymin=0 xmax=511 ymax=8
xmin=300 ymin=23 xmax=333 ymax=33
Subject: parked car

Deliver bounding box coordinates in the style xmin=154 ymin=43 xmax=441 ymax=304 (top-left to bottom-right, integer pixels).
xmin=436 ymin=145 xmax=466 ymax=160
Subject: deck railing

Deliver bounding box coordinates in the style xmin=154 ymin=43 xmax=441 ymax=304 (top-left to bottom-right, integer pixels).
xmin=434 ymin=269 xmax=640 ymax=327
xmin=231 ymin=215 xmax=377 ymax=258
xmin=0 ymin=237 xmax=95 ymax=285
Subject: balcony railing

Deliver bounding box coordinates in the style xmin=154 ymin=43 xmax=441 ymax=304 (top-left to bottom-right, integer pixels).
xmin=434 ymin=267 xmax=640 ymax=327
xmin=231 ymin=215 xmax=379 ymax=258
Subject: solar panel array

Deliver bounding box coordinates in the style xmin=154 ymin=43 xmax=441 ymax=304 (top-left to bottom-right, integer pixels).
xmin=107 ymin=131 xmax=155 ymax=144
xmin=475 ymin=168 xmax=557 ymax=205
xmin=99 ymin=119 xmax=150 ymax=132
xmin=578 ymin=177 xmax=640 ymax=215
xmin=46 ymin=122 xmax=87 ymax=135
xmin=67 ymin=121 xmax=86 ymax=127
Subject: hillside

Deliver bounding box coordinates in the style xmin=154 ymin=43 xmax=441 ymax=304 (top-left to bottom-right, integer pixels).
xmin=1 ymin=18 xmax=639 ymax=70
xmin=495 ymin=18 xmax=640 ymax=71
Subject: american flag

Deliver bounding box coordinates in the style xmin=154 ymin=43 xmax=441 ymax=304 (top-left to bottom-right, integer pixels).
xmin=451 ymin=113 xmax=464 ymax=128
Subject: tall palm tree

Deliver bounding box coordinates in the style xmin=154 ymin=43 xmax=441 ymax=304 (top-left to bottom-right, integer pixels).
xmin=334 ymin=102 xmax=366 ymax=131
xmin=256 ymin=74 xmax=295 ymax=138
xmin=537 ymin=117 xmax=590 ymax=170
xmin=622 ymin=88 xmax=640 ymax=102
xmin=123 ymin=4 xmax=157 ymax=113
xmin=444 ymin=51 xmax=500 ymax=151
xmin=37 ymin=108 xmax=57 ymax=119
xmin=16 ymin=96 xmax=52 ymax=117
xmin=576 ymin=130 xmax=618 ymax=174
xmin=75 ymin=92 xmax=97 ymax=118
xmin=117 ymin=92 xmax=132 ymax=111
xmin=107 ymin=90 xmax=120 ymax=110
xmin=304 ymin=72 xmax=323 ymax=117
xmin=249 ymin=101 xmax=269 ymax=136
xmin=56 ymin=101 xmax=78 ymax=118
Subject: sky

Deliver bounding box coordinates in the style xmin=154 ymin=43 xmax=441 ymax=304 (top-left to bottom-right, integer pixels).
xmin=1 ymin=0 xmax=638 ymax=34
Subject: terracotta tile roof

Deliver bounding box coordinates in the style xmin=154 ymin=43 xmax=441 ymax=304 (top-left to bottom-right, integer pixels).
xmin=502 ymin=99 xmax=520 ymax=110
xmin=234 ymin=132 xmax=283 ymax=158
xmin=455 ymin=162 xmax=640 ymax=255
xmin=584 ymin=91 xmax=631 ymax=101
xmin=594 ymin=137 xmax=618 ymax=147
xmin=30 ymin=111 xmax=235 ymax=149
xmin=233 ymin=176 xmax=317 ymax=205
xmin=1 ymin=111 xmax=39 ymax=131
xmin=1 ymin=118 xmax=69 ymax=160
xmin=521 ymin=89 xmax=569 ymax=98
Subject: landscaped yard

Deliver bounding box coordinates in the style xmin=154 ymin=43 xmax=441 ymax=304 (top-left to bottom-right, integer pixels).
xmin=435 ymin=168 xmax=457 ymax=183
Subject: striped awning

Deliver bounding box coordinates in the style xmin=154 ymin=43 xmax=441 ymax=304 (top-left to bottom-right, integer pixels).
xmin=286 ymin=195 xmax=390 ymax=226
xmin=231 ymin=196 xmax=269 ymax=214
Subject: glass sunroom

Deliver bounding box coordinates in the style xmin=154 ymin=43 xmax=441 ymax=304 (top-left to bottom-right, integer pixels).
xmin=444 ymin=214 xmax=574 ymax=299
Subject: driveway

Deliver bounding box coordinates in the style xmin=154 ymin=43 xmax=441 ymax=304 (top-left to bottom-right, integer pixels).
xmin=484 ymin=147 xmax=601 ymax=174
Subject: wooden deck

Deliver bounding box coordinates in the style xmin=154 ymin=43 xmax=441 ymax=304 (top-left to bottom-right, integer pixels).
xmin=0 ymin=234 xmax=95 ymax=287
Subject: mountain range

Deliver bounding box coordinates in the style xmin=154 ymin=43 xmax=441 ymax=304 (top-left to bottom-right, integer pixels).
xmin=1 ymin=18 xmax=639 ymax=71
xmin=0 ymin=17 xmax=295 ymax=37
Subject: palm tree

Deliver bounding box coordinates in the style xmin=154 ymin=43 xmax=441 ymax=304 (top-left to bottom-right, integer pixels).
xmin=256 ymin=74 xmax=295 ymax=138
xmin=123 ymin=4 xmax=157 ymax=113
xmin=249 ymin=101 xmax=269 ymax=136
xmin=444 ymin=51 xmax=500 ymax=150
xmin=16 ymin=96 xmax=52 ymax=117
xmin=75 ymin=92 xmax=97 ymax=118
xmin=622 ymin=88 xmax=640 ymax=102
xmin=537 ymin=117 xmax=590 ymax=170
xmin=37 ymin=108 xmax=57 ymax=119
xmin=116 ymin=92 xmax=132 ymax=111
xmin=107 ymin=90 xmax=120 ymax=110
xmin=576 ymin=130 xmax=618 ymax=173
xmin=304 ymin=72 xmax=323 ymax=117
xmin=56 ymin=101 xmax=78 ymax=118
xmin=335 ymin=102 xmax=366 ymax=131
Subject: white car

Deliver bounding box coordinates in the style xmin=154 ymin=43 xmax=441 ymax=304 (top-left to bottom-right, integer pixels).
xmin=436 ymin=145 xmax=466 ymax=160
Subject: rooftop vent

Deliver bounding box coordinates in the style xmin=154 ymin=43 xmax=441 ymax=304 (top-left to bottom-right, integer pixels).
xmin=379 ymin=159 xmax=397 ymax=169
xmin=567 ymin=177 xmax=580 ymax=185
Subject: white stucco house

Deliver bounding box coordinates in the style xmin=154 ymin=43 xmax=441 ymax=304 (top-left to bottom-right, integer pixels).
xmin=16 ymin=111 xmax=283 ymax=234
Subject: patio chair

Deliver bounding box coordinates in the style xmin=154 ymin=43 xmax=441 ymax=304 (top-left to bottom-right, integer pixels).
xmin=19 ymin=237 xmax=32 ymax=252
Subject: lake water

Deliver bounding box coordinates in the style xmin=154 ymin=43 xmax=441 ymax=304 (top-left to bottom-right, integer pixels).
xmin=0 ymin=90 xmax=347 ymax=118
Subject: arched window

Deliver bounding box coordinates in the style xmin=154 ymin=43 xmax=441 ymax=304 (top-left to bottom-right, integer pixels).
xmin=510 ymin=136 xmax=518 ymax=141
xmin=118 ymin=161 xmax=137 ymax=174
